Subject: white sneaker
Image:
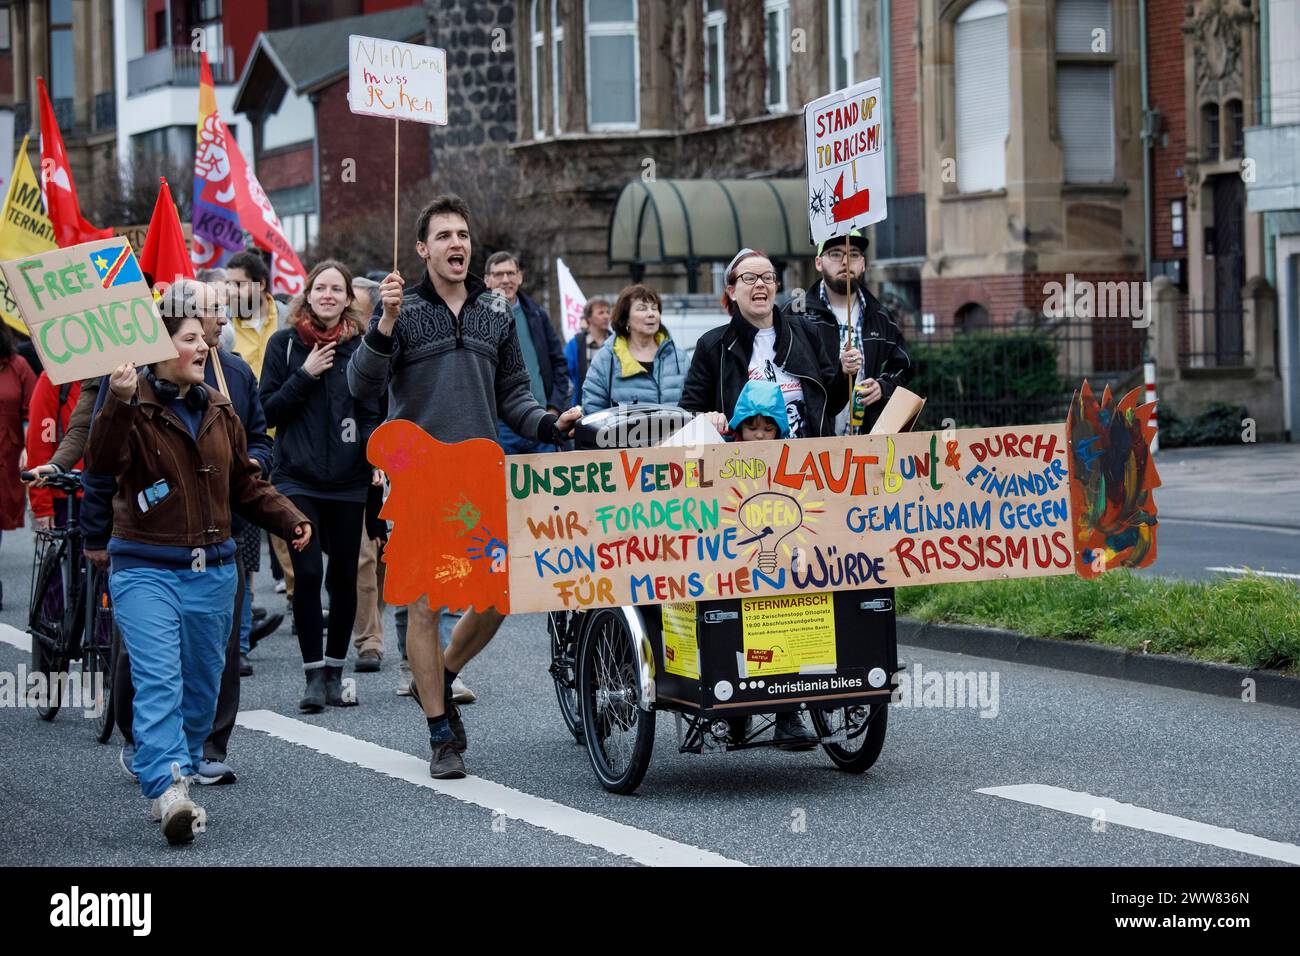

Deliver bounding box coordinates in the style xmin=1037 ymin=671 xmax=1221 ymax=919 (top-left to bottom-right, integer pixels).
xmin=451 ymin=676 xmax=476 ymax=704
xmin=274 ymin=580 xmax=287 ymax=594
xmin=148 ymin=762 xmax=207 ymax=845
xmin=396 ymin=660 xmax=412 ymax=697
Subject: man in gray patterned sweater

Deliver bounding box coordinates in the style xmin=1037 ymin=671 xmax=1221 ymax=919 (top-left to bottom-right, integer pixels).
xmin=348 ymin=194 xmax=582 ymax=778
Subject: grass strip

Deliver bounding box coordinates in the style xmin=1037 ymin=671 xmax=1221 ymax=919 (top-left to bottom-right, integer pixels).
xmin=894 ymin=571 xmax=1300 ymax=674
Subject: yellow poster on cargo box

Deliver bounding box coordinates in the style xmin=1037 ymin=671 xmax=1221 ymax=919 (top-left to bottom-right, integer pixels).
xmin=741 ymin=593 xmax=836 ymax=677
xmin=661 ymin=602 xmax=699 ymax=679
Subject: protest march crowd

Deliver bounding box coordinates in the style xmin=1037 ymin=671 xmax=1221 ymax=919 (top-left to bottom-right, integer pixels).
xmin=0 ymin=58 xmax=913 ymax=846
xmin=3 ymin=189 xmax=911 ymax=845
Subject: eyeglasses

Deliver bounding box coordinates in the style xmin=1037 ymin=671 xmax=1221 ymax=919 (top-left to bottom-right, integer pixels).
xmin=822 ymin=249 xmax=864 ymax=263
xmin=737 ymin=271 xmax=779 ymax=286
xmin=489 ymin=270 xmax=520 ymax=280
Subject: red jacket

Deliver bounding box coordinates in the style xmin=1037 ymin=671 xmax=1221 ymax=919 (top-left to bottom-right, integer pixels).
xmin=26 ymin=375 xmax=81 ymax=519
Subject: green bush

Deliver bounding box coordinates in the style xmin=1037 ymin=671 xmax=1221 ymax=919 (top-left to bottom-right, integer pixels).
xmin=1157 ymin=402 xmax=1248 ymax=448
xmin=910 ymin=332 xmax=1062 ymax=429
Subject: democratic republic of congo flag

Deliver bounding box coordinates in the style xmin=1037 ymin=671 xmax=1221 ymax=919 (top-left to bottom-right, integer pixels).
xmin=90 ymin=242 xmax=145 ymax=289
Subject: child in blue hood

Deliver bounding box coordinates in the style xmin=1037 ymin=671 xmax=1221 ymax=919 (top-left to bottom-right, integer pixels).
xmin=723 ymin=381 xmax=818 ymax=750
xmin=727 ymin=379 xmax=789 ymax=442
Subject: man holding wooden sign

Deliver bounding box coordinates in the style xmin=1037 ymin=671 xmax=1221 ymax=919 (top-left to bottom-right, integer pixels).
xmin=1 ymin=238 xmax=177 ymax=385
xmin=349 ymin=193 xmax=584 ymax=780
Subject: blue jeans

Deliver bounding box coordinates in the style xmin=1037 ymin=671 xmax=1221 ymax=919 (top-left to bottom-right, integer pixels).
xmin=110 ymin=563 xmax=237 ymax=799
xmin=497 ymin=420 xmax=549 ymax=455
xmin=239 ymin=574 xmax=253 ymax=653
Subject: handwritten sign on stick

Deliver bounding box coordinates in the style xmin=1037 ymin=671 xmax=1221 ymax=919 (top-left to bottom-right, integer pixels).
xmin=1 ymin=238 xmax=177 ymax=385
xmin=373 ymin=392 xmax=1160 ymax=616
xmin=804 ymin=77 xmax=888 ymax=246
xmin=348 ymin=35 xmax=448 ymax=125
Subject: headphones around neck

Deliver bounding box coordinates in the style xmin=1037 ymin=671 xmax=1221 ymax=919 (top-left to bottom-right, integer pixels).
xmin=147 ymin=367 xmax=209 ymax=411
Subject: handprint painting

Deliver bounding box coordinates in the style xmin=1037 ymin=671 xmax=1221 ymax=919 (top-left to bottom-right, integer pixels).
xmin=1067 ymin=383 xmax=1161 ymax=578
xmin=367 ymin=419 xmax=511 ymax=614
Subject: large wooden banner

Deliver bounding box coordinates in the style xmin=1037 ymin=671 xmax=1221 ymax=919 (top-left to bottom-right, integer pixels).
xmin=372 ymin=384 xmax=1160 ymax=615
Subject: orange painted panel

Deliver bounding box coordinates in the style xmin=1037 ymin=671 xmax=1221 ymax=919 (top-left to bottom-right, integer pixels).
xmin=367 ymin=419 xmax=511 ymax=614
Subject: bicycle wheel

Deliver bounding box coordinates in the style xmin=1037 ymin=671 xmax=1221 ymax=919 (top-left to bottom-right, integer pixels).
xmin=28 ymin=544 xmax=68 ymax=721
xmin=547 ymin=611 xmax=583 ymax=742
xmin=84 ymin=573 xmax=116 ymax=743
xmin=577 ymin=608 xmax=654 ymax=794
xmin=810 ymin=702 xmax=888 ymax=773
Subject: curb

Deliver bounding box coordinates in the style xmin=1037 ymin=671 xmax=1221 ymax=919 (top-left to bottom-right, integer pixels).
xmin=897 ymin=618 xmax=1300 ymax=710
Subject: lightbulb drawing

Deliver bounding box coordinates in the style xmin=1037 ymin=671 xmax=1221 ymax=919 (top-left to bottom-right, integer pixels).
xmin=735 ymin=491 xmax=804 ymax=574
xmin=721 ymin=478 xmax=825 ymax=572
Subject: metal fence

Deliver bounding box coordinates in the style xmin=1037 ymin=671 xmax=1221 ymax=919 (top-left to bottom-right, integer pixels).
xmin=1180 ymin=308 xmax=1249 ymax=368
xmin=127 ymin=45 xmax=235 ymax=96
xmin=899 ymin=311 xmax=1146 ymax=428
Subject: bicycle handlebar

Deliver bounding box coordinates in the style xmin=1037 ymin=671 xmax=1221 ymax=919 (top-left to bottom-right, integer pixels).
xmin=21 ymin=469 xmax=83 ymax=493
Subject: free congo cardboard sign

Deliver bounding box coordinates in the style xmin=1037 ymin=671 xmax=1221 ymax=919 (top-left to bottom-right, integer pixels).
xmin=372 ymin=385 xmax=1159 ymax=615
xmin=1 ymin=238 xmax=176 ymax=385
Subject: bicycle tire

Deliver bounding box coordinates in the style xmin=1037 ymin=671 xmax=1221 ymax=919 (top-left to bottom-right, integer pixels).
xmin=810 ymin=702 xmax=888 ymax=773
xmin=28 ymin=545 xmax=68 ymax=721
xmin=85 ymin=573 xmax=116 ymax=743
xmin=577 ymin=608 xmax=654 ymax=794
xmin=548 ymin=611 xmax=584 ymax=742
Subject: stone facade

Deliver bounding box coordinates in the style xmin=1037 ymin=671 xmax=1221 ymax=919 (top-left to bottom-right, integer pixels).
xmin=424 ymin=0 xmax=518 ymax=165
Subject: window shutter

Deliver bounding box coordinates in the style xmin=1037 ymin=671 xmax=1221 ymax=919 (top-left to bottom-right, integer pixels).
xmin=1056 ymin=0 xmax=1112 ymax=54
xmin=955 ymin=7 xmax=1009 ymax=193
xmin=1058 ymin=64 xmax=1114 ymax=182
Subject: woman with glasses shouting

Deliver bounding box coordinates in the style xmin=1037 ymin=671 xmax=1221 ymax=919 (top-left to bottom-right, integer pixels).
xmin=680 ymin=248 xmax=852 ymax=440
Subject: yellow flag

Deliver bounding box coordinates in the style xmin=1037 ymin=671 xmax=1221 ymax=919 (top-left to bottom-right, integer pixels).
xmin=0 ymin=135 xmax=58 ymax=334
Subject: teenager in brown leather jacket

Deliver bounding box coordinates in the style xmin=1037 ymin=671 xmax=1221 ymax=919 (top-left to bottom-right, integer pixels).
xmin=85 ymin=307 xmax=311 ymax=846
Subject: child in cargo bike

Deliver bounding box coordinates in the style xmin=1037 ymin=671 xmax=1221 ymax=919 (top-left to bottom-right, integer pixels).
xmin=723 ymin=379 xmax=818 ymax=749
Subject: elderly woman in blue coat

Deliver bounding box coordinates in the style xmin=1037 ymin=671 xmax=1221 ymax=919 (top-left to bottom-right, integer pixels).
xmin=581 ymin=284 xmax=686 ymax=412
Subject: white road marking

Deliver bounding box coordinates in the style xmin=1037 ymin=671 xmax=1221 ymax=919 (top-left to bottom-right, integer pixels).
xmin=236 ymin=709 xmax=746 ymax=868
xmin=1206 ymin=566 xmax=1300 ymax=581
xmin=0 ymin=623 xmax=31 ymax=653
xmin=1160 ymin=517 xmax=1300 ymax=537
xmin=979 ymin=784 xmax=1300 ymax=865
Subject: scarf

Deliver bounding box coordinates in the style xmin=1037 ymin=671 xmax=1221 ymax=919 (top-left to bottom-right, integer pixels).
xmin=294 ymin=314 xmax=355 ymax=349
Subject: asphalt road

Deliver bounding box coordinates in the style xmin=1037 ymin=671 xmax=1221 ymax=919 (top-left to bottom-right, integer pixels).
xmin=1 ymin=524 xmax=1297 ymax=866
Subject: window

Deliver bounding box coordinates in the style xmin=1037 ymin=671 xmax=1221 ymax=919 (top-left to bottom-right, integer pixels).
xmin=531 ymin=0 xmax=545 ymax=137
xmin=1202 ymin=102 xmax=1220 ymax=160
xmin=954 ymin=0 xmax=1008 ymax=192
xmin=191 ymin=0 xmax=224 ymax=67
xmin=1170 ymin=199 xmax=1185 ymax=250
xmin=703 ymin=0 xmax=726 ymax=123
xmin=827 ymin=0 xmax=857 ymax=90
xmin=48 ymin=0 xmax=74 ymax=101
xmin=586 ymin=0 xmax=639 ymax=130
xmin=0 ymin=4 xmax=11 ymax=53
xmin=1055 ymin=0 xmax=1115 ymax=183
xmin=268 ymin=0 xmax=361 ymax=30
xmin=1227 ymin=98 xmax=1243 ymax=158
xmin=955 ymin=302 xmax=991 ymax=332
xmin=764 ymin=0 xmax=790 ymax=112
xmin=552 ymin=2 xmax=565 ymax=132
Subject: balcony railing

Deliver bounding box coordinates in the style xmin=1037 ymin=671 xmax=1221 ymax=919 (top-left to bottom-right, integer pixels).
xmin=127 ymin=45 xmax=235 ymax=96
xmin=94 ymin=91 xmax=116 ymax=131
xmin=872 ymin=193 xmax=926 ymax=261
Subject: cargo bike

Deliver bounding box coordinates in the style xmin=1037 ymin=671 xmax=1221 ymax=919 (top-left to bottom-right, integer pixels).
xmin=547 ymin=405 xmax=899 ymax=794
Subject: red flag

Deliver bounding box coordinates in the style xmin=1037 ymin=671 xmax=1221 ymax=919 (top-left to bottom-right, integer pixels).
xmin=223 ymin=123 xmax=306 ymax=297
xmin=37 ymin=77 xmax=113 ymax=247
xmin=140 ymin=177 xmax=196 ymax=288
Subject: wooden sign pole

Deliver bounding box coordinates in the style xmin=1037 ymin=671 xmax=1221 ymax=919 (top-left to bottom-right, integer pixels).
xmin=393 ymin=119 xmax=400 ymax=272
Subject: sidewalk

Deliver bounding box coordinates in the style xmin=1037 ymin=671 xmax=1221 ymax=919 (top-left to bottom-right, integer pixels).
xmin=1153 ymin=442 xmax=1300 ymax=529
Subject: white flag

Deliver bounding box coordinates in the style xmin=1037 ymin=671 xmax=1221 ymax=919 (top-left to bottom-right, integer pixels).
xmin=556 ymin=257 xmax=587 ymax=342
